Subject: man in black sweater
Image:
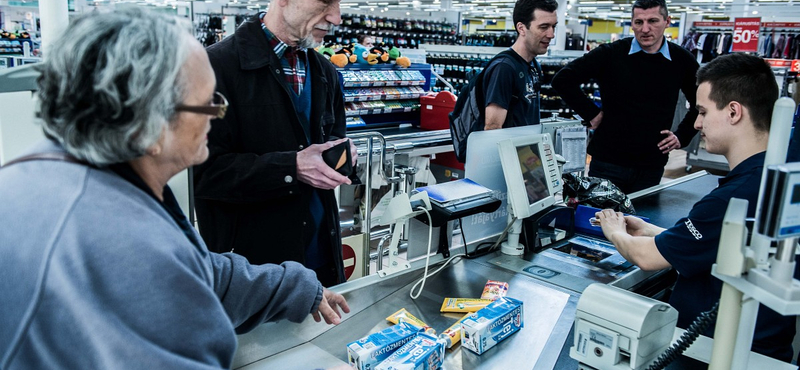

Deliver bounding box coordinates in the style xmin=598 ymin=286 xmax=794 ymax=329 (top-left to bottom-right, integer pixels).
xmin=552 ymin=0 xmax=699 ymax=194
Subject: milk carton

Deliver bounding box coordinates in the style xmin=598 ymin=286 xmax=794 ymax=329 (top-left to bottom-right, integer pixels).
xmin=460 ymin=297 xmax=524 ymax=355
xmin=347 ymin=322 xmax=423 ymax=370
xmin=375 ymin=332 xmax=445 ymax=370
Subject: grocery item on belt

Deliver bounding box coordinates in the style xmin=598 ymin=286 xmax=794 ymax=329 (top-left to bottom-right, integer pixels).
xmin=347 ymin=321 xmax=424 ymax=370
xmin=479 ymin=280 xmax=509 ymax=301
xmin=440 ymin=297 xmax=493 ymax=313
xmin=461 ymin=297 xmax=524 ymax=355
xmin=385 ymin=308 xmax=435 ymax=334
xmin=375 ymin=332 xmax=446 ymax=370
xmin=438 ymin=313 xmax=471 ymax=348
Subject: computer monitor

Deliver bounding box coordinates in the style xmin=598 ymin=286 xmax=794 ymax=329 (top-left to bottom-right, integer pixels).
xmin=464 ymin=125 xmax=543 ymax=247
xmin=498 ymin=133 xmax=562 ymax=220
xmin=496 ymin=133 xmax=563 ymax=254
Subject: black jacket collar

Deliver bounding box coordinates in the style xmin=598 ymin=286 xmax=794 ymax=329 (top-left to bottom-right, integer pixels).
xmin=236 ymin=14 xmax=276 ymax=71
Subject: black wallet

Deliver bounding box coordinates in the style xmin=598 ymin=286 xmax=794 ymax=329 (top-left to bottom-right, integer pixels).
xmin=322 ymin=139 xmax=354 ymax=176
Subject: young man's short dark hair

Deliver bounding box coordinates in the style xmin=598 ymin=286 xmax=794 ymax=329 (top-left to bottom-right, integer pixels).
xmin=631 ymin=0 xmax=668 ymax=19
xmin=512 ymin=0 xmax=558 ymax=34
xmin=696 ymin=53 xmax=778 ymax=133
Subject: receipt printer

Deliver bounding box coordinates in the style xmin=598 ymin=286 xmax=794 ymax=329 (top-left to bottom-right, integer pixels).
xmin=570 ymin=284 xmax=678 ymax=370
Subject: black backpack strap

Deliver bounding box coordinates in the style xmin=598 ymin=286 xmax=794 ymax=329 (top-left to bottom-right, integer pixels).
xmin=475 ymin=49 xmax=518 ymax=103
xmin=1 ymin=152 xmax=90 ymax=169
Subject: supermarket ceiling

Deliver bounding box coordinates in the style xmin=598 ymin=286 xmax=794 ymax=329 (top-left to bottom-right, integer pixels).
xmin=225 ymin=0 xmax=799 ymax=22
xmin=335 ymin=0 xmax=800 ymax=20
xmin=6 ymin=0 xmax=799 ymax=23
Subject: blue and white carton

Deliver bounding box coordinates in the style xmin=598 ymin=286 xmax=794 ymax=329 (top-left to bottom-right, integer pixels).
xmin=347 ymin=322 xmax=423 ymax=370
xmin=460 ymin=297 xmax=524 ymax=355
xmin=375 ymin=332 xmax=445 ymax=370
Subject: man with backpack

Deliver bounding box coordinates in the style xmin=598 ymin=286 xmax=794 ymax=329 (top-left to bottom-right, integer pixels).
xmin=484 ymin=0 xmax=558 ymax=131
xmin=449 ymin=0 xmax=559 ymax=162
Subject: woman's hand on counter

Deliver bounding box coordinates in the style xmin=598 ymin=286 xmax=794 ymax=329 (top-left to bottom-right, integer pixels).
xmin=312 ymin=288 xmax=351 ymax=325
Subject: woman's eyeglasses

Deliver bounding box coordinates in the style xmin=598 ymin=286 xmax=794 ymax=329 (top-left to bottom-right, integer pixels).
xmin=175 ymin=92 xmax=228 ymax=119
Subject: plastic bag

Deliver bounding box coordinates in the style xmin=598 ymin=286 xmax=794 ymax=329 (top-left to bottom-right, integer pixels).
xmin=561 ymin=173 xmax=636 ymax=214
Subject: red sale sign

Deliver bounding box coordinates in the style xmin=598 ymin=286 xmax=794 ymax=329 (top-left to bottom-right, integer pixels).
xmin=732 ymin=17 xmax=761 ymax=52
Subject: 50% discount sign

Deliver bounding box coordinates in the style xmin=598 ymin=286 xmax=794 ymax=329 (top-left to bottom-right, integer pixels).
xmin=732 ymin=17 xmax=761 ymax=52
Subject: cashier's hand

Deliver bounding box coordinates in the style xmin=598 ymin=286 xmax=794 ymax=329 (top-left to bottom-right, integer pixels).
xmin=596 ymin=210 xmax=664 ymax=238
xmin=595 ymin=209 xmax=629 ymax=241
xmin=312 ymin=288 xmax=350 ymax=325
xmin=621 ymin=215 xmax=659 ymax=237
xmin=658 ymin=130 xmax=681 ymax=154
xmin=297 ymin=138 xmax=352 ymax=190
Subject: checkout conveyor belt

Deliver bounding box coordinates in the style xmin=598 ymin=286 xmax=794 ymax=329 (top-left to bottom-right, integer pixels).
xmin=233 ymin=256 xmax=580 ymax=370
xmin=231 ymin=172 xmax=723 ymax=370
xmin=630 ymin=171 xmax=720 ymax=227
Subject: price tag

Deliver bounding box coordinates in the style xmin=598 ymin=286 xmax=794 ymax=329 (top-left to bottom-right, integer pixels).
xmin=401 ymin=81 xmax=411 ymax=86
xmin=732 ymin=17 xmax=760 ymax=52
xmin=374 ymin=81 xmax=385 ymax=87
xmin=792 ymin=60 xmax=800 ymax=73
xmin=404 ymin=107 xmax=412 ymax=112
xmin=765 ymin=59 xmax=793 ymax=68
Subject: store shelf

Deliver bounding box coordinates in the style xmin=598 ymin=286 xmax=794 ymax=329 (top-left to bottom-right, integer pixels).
xmin=345 ymin=105 xmax=420 ymax=117
xmin=343 ymin=86 xmax=425 ymax=102
xmin=345 ymin=93 xmax=423 ymax=102
xmin=337 ymin=63 xmax=431 ymax=130
xmin=343 ymin=80 xmax=424 ymax=88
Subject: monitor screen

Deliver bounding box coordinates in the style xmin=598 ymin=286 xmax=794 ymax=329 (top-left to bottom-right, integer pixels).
xmin=515 ymin=144 xmax=550 ymax=205
xmin=497 ymin=134 xmax=562 ymax=220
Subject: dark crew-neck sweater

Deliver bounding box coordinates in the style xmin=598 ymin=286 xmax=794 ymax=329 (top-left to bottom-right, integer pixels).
xmin=552 ymin=37 xmax=699 ymax=169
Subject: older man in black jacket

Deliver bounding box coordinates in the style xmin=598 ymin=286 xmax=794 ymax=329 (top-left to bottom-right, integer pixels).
xmin=194 ymin=0 xmax=355 ymax=287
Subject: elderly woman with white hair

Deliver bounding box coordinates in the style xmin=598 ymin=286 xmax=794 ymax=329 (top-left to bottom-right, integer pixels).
xmin=0 ymin=8 xmax=349 ymax=369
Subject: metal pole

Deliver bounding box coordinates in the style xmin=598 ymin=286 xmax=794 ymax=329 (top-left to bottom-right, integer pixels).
xmin=753 ymin=97 xmax=796 ymax=266
xmin=347 ymin=132 xmax=398 ymax=277
xmin=363 ymin=137 xmax=374 ymax=276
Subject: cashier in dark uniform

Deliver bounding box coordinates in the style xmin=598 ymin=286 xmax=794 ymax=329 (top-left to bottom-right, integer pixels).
xmin=595 ymin=53 xmax=797 ymax=363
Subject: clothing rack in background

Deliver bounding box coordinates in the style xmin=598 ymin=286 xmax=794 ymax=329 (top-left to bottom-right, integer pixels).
xmin=194 ymin=13 xmax=225 ymax=47
xmin=759 ymin=23 xmax=800 ymax=60
xmin=682 ymin=21 xmax=800 ymax=62
xmin=683 ymin=23 xmax=733 ymax=63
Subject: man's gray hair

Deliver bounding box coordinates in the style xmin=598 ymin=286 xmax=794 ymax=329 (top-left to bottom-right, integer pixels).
xmin=36 ymin=7 xmax=193 ymax=165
